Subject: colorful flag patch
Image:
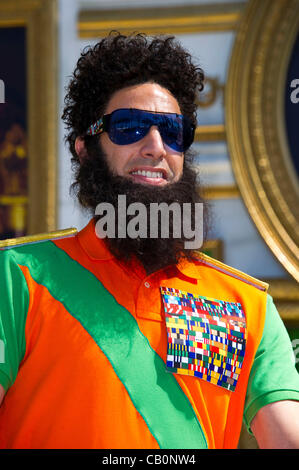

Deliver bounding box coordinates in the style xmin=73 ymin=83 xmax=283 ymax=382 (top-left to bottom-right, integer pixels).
xmin=160 ymin=287 xmax=247 ymax=392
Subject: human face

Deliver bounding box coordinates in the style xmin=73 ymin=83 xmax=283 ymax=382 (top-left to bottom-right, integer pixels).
xmin=99 ymin=83 xmax=184 ymax=186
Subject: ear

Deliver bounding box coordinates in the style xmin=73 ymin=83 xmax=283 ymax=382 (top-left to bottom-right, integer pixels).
xmin=75 ymin=136 xmax=88 ymax=163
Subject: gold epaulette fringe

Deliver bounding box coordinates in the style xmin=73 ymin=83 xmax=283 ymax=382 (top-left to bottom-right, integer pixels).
xmin=0 ymin=228 xmax=77 ymax=249
xmin=196 ymin=251 xmax=269 ymax=292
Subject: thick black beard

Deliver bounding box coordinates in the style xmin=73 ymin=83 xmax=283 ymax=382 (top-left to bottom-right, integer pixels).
xmin=72 ymin=140 xmax=208 ymax=274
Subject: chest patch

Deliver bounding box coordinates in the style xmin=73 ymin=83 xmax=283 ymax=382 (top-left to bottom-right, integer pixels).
xmin=160 ymin=287 xmax=247 ymax=392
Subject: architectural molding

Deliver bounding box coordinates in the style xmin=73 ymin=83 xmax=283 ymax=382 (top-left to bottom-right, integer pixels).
xmin=78 ymin=2 xmax=244 ymax=37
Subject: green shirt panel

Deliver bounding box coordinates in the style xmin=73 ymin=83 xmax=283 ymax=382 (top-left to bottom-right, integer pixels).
xmin=244 ymin=294 xmax=299 ymax=434
xmin=0 ymin=249 xmax=30 ymax=391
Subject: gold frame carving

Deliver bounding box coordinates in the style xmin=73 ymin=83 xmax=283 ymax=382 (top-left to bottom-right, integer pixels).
xmin=225 ymin=0 xmax=299 ymax=281
xmin=0 ymin=0 xmax=57 ymax=234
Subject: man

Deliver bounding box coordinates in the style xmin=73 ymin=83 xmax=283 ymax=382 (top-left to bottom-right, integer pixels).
xmin=0 ymin=32 xmax=298 ymax=449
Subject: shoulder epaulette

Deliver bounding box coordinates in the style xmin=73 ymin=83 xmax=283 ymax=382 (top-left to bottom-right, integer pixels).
xmin=195 ymin=251 xmax=269 ymax=292
xmin=0 ymin=228 xmax=77 ymax=250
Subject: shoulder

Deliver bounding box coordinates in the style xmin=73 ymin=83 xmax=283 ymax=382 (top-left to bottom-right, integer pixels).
xmin=0 ymin=228 xmax=78 ymax=265
xmin=0 ymin=228 xmax=77 ymax=252
xmin=194 ymin=251 xmax=269 ymax=293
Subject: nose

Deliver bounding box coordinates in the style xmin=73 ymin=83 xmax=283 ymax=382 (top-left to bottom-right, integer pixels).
xmin=140 ymin=126 xmax=166 ymax=160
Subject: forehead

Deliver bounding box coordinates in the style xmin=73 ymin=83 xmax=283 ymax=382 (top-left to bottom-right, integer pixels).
xmin=104 ymin=82 xmax=181 ymax=115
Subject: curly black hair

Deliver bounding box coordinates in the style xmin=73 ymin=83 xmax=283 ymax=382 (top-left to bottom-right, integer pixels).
xmin=62 ymin=31 xmax=204 ymax=162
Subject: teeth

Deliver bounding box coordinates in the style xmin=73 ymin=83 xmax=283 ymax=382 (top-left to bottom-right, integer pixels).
xmin=131 ymin=170 xmax=163 ymax=178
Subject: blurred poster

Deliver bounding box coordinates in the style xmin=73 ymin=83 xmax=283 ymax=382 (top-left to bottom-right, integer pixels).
xmin=285 ymin=32 xmax=299 ymax=178
xmin=0 ymin=26 xmax=27 ymax=240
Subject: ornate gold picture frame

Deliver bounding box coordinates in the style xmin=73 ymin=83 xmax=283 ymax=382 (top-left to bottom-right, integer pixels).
xmin=225 ymin=0 xmax=299 ymax=282
xmin=0 ymin=0 xmax=57 ymax=236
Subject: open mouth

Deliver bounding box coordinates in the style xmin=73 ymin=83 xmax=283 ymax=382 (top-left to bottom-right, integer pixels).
xmin=130 ymin=169 xmax=165 ymax=179
xmin=129 ymin=168 xmax=168 ymax=185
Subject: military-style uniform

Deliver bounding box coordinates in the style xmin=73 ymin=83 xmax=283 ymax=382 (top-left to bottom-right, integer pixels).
xmin=0 ymin=219 xmax=298 ymax=448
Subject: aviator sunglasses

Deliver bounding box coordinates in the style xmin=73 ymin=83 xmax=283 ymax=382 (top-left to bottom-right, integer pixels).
xmin=86 ymin=108 xmax=195 ymax=152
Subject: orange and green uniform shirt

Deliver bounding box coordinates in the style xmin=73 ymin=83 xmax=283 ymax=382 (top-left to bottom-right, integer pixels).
xmin=0 ymin=219 xmax=298 ymax=449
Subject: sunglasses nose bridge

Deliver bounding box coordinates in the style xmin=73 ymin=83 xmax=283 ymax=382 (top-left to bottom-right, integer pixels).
xmin=140 ymin=124 xmax=167 ymax=158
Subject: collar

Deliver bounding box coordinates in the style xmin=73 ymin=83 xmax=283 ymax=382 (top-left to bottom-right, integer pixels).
xmin=77 ymin=218 xmax=201 ymax=280
xmin=176 ymin=256 xmax=202 ymax=281
xmin=77 ymin=218 xmax=114 ymax=261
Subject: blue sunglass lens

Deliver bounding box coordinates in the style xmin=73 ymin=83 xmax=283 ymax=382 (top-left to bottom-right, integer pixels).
xmin=107 ymin=109 xmax=193 ymax=151
xmin=110 ymin=119 xmax=147 ymax=145
xmin=158 ymin=115 xmax=183 ymax=151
